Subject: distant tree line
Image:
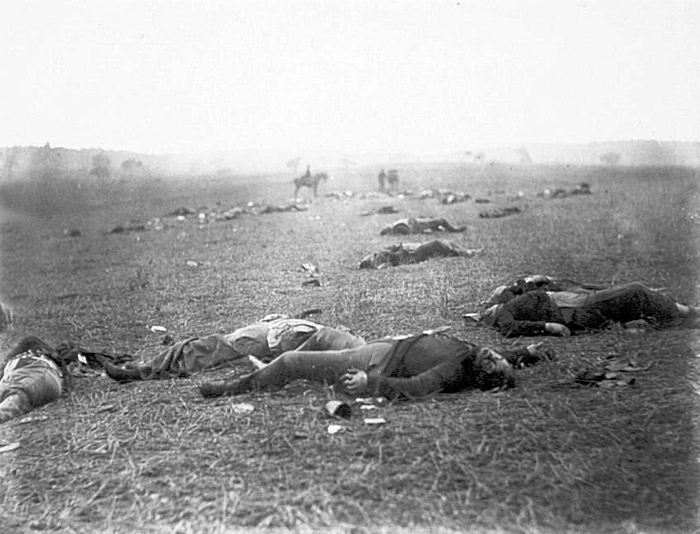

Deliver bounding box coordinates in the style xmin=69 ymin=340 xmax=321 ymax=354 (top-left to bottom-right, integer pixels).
xmin=0 ymin=145 xmax=150 ymax=182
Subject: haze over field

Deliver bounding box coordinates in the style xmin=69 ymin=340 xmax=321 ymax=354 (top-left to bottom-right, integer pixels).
xmin=1 ymin=0 xmax=699 ymax=162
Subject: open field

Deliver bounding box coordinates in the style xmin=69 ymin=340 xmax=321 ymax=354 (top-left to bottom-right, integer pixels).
xmin=1 ymin=162 xmax=699 ymax=534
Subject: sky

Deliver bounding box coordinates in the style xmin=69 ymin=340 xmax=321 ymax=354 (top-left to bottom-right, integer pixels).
xmin=1 ymin=0 xmax=699 ymax=155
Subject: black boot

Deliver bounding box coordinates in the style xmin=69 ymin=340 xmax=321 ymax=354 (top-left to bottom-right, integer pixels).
xmin=103 ymin=361 xmax=144 ymax=383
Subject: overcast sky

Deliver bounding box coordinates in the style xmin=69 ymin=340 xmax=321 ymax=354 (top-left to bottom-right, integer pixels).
xmin=1 ymin=0 xmax=698 ymax=155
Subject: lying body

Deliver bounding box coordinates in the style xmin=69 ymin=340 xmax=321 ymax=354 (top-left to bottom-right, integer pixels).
xmin=359 ymin=239 xmax=482 ymax=269
xmin=379 ymin=217 xmax=466 ymax=236
xmin=199 ymin=333 xmax=553 ymax=401
xmin=103 ymin=316 xmax=366 ymax=382
xmin=0 ymin=337 xmax=64 ymax=424
xmin=0 ymin=334 xmax=137 ymax=423
xmin=473 ymin=275 xmax=698 ymax=337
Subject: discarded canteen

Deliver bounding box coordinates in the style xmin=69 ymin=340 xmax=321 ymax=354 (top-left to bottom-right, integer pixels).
xmin=325 ymin=400 xmax=352 ymax=419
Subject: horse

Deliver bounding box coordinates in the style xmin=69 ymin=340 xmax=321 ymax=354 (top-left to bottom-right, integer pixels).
xmin=294 ymin=172 xmax=329 ymax=199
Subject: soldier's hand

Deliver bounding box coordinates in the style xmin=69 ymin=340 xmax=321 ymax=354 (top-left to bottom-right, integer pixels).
xmin=341 ymin=369 xmax=368 ymax=395
xmin=526 ymin=341 xmax=545 ymax=355
xmin=545 ymin=323 xmax=571 ymax=337
xmin=525 ymin=341 xmax=556 ymax=362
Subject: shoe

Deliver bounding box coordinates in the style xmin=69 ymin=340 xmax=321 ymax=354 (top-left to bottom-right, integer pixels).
xmin=199 ymin=381 xmax=240 ymax=398
xmin=102 ymin=361 xmax=143 ymax=383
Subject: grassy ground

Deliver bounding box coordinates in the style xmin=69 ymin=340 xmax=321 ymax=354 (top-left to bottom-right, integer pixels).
xmin=0 ymin=162 xmax=699 ymax=533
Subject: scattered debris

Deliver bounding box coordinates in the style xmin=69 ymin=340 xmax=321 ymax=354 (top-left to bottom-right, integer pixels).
xmin=575 ymin=371 xmax=636 ymax=388
xmin=327 ymin=424 xmax=347 ymax=435
xmin=295 ymin=308 xmax=323 ymax=319
xmin=63 ymin=228 xmax=81 ymax=237
xmin=165 ymin=207 xmax=196 ymax=217
xmin=0 ymin=442 xmax=21 ymax=454
xmin=18 ymin=415 xmax=48 ymax=424
xmin=231 ymin=403 xmax=255 ymax=415
xmin=462 ymin=312 xmax=481 ymax=323
xmin=573 ymin=356 xmax=651 ymax=388
xmin=604 ymin=357 xmax=652 ymax=373
xmin=355 ymin=397 xmax=388 ymax=406
xmin=422 ymin=325 xmax=452 ymax=336
xmin=364 ymin=417 xmax=387 ymax=426
xmin=150 ymin=325 xmax=167 ymax=333
xmin=300 ymin=263 xmax=322 ymax=287
xmin=301 ymin=263 xmax=319 ymax=275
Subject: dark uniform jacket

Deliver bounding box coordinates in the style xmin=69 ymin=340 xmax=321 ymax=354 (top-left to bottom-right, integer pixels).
xmin=365 ymin=335 xmax=518 ymax=399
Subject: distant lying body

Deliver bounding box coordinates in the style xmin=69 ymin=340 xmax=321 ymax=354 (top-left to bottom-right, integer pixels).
xmin=538 ymin=182 xmax=592 ymax=200
xmin=437 ymin=190 xmax=471 ymax=205
xmin=257 ymin=203 xmax=308 ymax=215
xmin=360 ymin=239 xmax=482 ymax=269
xmin=478 ymin=206 xmax=522 ymax=219
xmin=469 ymin=275 xmax=699 ymax=337
xmin=379 ymin=217 xmax=466 ymax=236
xmin=103 ymin=316 xmax=366 ymax=382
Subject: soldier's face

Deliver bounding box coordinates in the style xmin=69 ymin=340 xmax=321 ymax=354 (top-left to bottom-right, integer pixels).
xmin=478 ymin=347 xmax=509 ymax=372
xmin=476 ymin=347 xmax=515 ymax=389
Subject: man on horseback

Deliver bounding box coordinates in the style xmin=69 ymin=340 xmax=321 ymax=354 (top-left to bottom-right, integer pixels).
xmin=294 ymin=165 xmax=329 ymax=200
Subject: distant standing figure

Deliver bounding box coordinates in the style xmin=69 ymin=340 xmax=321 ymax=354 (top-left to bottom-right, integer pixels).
xmin=377 ymin=169 xmax=387 ymax=192
xmin=387 ymin=169 xmax=399 ymax=193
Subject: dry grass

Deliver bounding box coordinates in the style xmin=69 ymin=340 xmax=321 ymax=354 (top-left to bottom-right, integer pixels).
xmin=0 ymin=163 xmax=699 ymax=533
